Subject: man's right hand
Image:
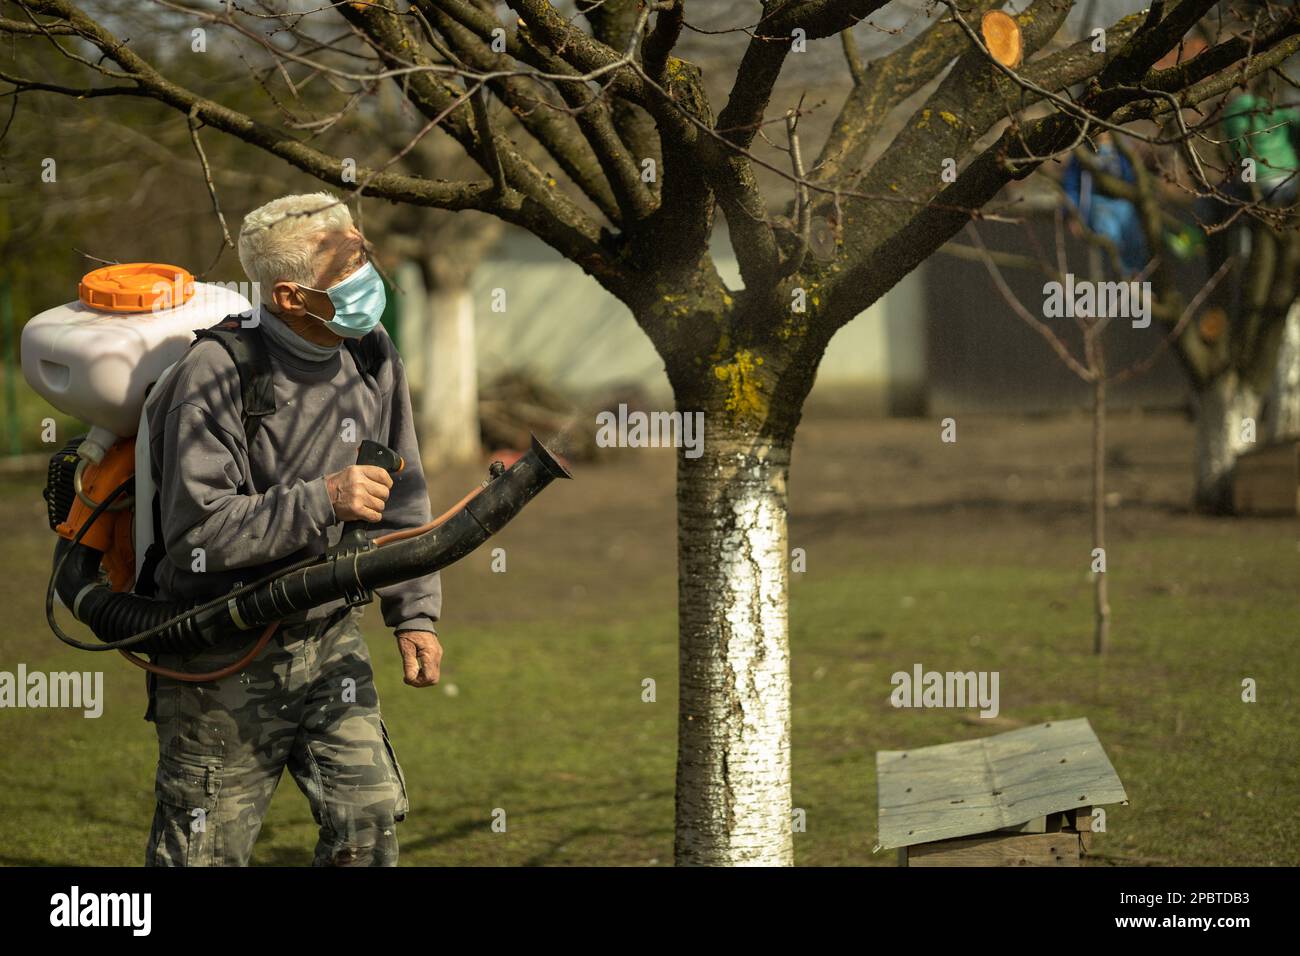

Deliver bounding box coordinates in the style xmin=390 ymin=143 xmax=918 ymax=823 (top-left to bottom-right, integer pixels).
xmin=324 ymin=465 xmax=393 ymax=522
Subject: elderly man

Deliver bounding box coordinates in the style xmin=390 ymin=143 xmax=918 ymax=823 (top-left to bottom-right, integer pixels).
xmin=140 ymin=193 xmax=443 ymax=866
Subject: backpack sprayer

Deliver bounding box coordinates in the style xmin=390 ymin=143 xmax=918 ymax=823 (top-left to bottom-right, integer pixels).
xmin=23 ymin=263 xmax=570 ymax=681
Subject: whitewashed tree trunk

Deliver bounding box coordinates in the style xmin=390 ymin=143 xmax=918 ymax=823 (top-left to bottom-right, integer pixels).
xmin=675 ymin=434 xmax=793 ymax=866
xmin=1194 ymin=372 xmax=1262 ymax=513
xmin=1265 ymin=301 xmax=1300 ymax=443
xmin=419 ymin=284 xmax=481 ymax=465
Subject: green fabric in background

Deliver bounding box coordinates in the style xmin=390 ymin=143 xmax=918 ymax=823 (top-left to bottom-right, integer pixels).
xmin=1223 ymin=92 xmax=1300 ymax=183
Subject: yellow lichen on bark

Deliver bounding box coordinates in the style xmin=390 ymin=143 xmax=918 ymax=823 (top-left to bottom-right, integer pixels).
xmin=713 ymin=350 xmax=767 ymax=422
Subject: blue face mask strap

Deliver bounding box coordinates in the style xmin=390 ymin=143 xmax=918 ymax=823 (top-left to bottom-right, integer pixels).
xmin=289 ymin=285 xmax=329 ymax=325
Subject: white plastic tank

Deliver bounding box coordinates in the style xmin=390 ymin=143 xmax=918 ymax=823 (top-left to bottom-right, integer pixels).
xmin=21 ymin=263 xmax=254 ymax=461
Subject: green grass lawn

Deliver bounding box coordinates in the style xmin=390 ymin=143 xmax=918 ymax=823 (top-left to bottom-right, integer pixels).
xmin=0 ymin=413 xmax=1296 ymax=865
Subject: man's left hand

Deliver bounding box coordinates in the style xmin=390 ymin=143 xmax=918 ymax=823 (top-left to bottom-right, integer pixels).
xmin=397 ymin=631 xmax=442 ymax=687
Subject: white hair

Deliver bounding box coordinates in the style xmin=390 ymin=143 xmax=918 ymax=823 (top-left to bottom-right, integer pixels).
xmin=237 ymin=193 xmax=354 ymax=305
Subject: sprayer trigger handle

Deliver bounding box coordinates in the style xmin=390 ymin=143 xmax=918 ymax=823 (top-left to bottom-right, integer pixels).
xmin=356 ymin=439 xmax=403 ymax=474
xmin=332 ymin=440 xmax=404 ymax=560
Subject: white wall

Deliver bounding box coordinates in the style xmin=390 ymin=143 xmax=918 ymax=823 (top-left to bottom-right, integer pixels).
xmin=399 ymin=230 xmax=927 ymax=410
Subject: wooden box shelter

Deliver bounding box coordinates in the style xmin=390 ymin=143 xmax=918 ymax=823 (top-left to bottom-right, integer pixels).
xmin=877 ymin=718 xmax=1127 ymax=867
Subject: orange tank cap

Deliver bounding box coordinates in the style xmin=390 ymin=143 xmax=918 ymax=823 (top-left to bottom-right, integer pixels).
xmin=79 ymin=263 xmax=196 ymax=314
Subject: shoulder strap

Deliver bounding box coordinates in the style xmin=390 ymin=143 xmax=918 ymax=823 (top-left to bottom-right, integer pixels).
xmin=343 ymin=329 xmax=386 ymax=383
xmin=135 ymin=490 xmax=165 ymax=598
xmin=138 ymin=316 xmax=274 ymax=598
xmin=192 ymin=316 xmax=277 ymax=447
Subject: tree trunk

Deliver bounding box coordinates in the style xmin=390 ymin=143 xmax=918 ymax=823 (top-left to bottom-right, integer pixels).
xmin=674 ymin=431 xmax=793 ymax=866
xmin=1193 ymin=371 xmax=1261 ymax=514
xmin=419 ymin=283 xmax=481 ymax=465
xmin=1265 ymin=300 xmax=1300 ymax=443
xmin=1091 ymin=372 xmax=1110 ymax=655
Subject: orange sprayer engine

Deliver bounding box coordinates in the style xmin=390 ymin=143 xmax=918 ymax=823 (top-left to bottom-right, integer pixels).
xmin=47 ymin=437 xmax=137 ymax=593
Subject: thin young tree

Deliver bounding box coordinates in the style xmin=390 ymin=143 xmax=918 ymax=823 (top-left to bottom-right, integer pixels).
xmin=957 ymin=193 xmax=1228 ymax=655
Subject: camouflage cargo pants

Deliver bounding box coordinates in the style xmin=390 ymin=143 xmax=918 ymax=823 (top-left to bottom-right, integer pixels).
xmin=145 ymin=607 xmax=409 ymax=867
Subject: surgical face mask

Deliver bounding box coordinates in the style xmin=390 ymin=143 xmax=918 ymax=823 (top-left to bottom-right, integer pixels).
xmin=297 ymin=260 xmax=386 ymax=338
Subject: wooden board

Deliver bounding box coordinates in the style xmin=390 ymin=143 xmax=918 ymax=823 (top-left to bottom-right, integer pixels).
xmin=1234 ymin=441 xmax=1299 ymax=515
xmin=876 ymin=718 xmax=1127 ymax=850
xmin=907 ymin=832 xmax=1081 ymax=867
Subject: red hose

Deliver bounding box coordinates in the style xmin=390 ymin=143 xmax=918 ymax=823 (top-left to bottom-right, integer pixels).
xmin=118 ymin=621 xmax=280 ymax=683
xmin=372 ymin=485 xmax=483 ymax=546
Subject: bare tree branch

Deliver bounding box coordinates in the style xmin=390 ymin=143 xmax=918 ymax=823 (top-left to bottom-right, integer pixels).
xmin=185 ymin=104 xmax=234 ymax=278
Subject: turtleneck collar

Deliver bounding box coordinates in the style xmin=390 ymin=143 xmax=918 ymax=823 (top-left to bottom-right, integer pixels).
xmin=256 ymin=304 xmax=341 ymax=365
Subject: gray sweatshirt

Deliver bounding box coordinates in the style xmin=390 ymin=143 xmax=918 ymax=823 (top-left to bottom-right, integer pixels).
xmin=143 ymin=308 xmax=440 ymax=634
